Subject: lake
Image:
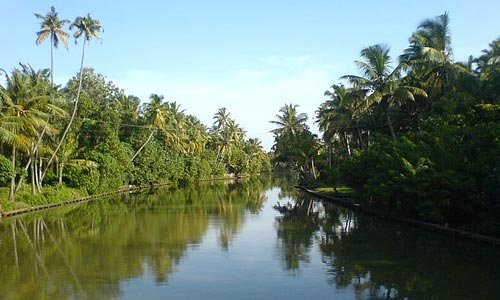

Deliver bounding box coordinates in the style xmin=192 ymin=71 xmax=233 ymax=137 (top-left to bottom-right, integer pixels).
xmin=0 ymin=177 xmax=499 ymax=299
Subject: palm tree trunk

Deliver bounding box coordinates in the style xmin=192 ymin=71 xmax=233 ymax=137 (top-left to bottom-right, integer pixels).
xmin=58 ymin=162 xmax=64 ymax=184
xmin=343 ymin=131 xmax=352 ymax=156
xmin=356 ymin=121 xmax=364 ymax=148
xmin=36 ymin=154 xmax=42 ymax=193
xmin=386 ymin=114 xmax=396 ymax=140
xmin=130 ymin=130 xmax=155 ymax=162
xmin=18 ymin=127 xmax=47 ymax=189
xmin=42 ymin=39 xmax=86 ymax=181
xmin=50 ymin=34 xmax=54 ymax=87
xmin=311 ymin=158 xmax=317 ymax=179
xmin=30 ymin=152 xmax=36 ymax=195
xmin=9 ymin=146 xmax=16 ymax=201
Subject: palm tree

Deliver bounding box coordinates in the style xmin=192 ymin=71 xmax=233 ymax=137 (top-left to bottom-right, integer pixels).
xmin=213 ymin=107 xmax=231 ymax=132
xmin=43 ymin=14 xmax=102 ymax=180
xmin=317 ymin=84 xmax=365 ymax=156
xmin=34 ymin=6 xmax=70 ymax=86
xmin=270 ymin=103 xmax=308 ymax=139
xmin=0 ymin=65 xmax=64 ymax=198
xmin=55 ymin=134 xmax=97 ymax=184
xmin=400 ymin=12 xmax=467 ymax=96
xmin=342 ymin=44 xmax=427 ymax=139
xmin=131 ymin=94 xmax=167 ymax=162
xmin=475 ymin=38 xmax=500 ymax=78
xmin=0 ymin=74 xmax=27 ymax=201
xmin=209 ymin=108 xmax=243 ymax=171
xmin=270 ymin=103 xmax=317 ymax=177
xmin=183 ymin=116 xmax=208 ymax=154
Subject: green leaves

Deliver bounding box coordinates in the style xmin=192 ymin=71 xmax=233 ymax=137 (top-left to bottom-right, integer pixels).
xmin=70 ymin=14 xmax=102 ymax=43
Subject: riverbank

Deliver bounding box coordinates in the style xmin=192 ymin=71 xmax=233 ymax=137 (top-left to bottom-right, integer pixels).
xmin=298 ymin=186 xmax=500 ymax=247
xmin=0 ymin=176 xmax=238 ymax=219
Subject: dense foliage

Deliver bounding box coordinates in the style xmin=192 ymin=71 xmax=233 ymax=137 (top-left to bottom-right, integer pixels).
xmin=0 ymin=7 xmax=270 ymax=209
xmin=271 ymin=13 xmax=500 ymax=235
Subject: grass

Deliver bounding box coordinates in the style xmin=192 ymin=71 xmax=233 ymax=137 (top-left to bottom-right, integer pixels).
xmin=0 ymin=185 xmax=88 ymax=212
xmin=312 ymin=185 xmax=358 ymax=199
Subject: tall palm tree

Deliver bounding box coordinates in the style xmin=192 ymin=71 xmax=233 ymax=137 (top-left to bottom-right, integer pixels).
xmin=342 ymin=44 xmax=427 ymax=139
xmin=35 ymin=6 xmax=70 ymax=86
xmin=43 ymin=14 xmax=102 ymax=180
xmin=400 ymin=12 xmax=466 ymax=95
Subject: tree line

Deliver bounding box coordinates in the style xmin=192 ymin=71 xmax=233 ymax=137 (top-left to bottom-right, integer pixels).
xmin=0 ymin=7 xmax=270 ymax=210
xmin=271 ymin=13 xmax=500 ymax=236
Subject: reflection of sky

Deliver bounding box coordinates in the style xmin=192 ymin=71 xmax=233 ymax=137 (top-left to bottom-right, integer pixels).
xmin=119 ymin=187 xmax=354 ymax=300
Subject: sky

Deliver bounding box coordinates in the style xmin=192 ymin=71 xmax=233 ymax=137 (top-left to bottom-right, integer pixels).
xmin=1 ymin=0 xmax=499 ymax=150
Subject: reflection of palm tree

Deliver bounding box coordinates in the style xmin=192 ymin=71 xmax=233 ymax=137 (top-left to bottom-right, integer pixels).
xmin=274 ymin=194 xmax=320 ymax=272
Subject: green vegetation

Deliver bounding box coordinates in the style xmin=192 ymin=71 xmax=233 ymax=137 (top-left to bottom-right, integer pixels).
xmin=0 ymin=7 xmax=270 ymax=212
xmin=271 ymin=13 xmax=500 ymax=236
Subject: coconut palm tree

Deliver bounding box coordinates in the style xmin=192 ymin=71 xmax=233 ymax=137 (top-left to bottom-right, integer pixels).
xmin=44 ymin=14 xmax=102 ymax=180
xmin=183 ymin=116 xmax=208 ymax=154
xmin=0 ymin=74 xmax=27 ymax=200
xmin=270 ymin=103 xmax=318 ymax=177
xmin=400 ymin=12 xmax=467 ymax=96
xmin=35 ymin=6 xmax=70 ymax=86
xmin=270 ymin=103 xmax=308 ymax=139
xmin=342 ymin=44 xmax=427 ymax=139
xmin=317 ymin=84 xmax=365 ymax=156
xmin=213 ymin=107 xmax=231 ymax=132
xmin=0 ymin=65 xmax=64 ymax=197
xmin=131 ymin=94 xmax=167 ymax=162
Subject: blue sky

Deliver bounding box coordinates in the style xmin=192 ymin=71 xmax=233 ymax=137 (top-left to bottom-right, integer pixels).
xmin=1 ymin=0 xmax=499 ymax=149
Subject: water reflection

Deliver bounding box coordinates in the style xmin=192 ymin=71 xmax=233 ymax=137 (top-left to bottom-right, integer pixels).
xmin=0 ymin=177 xmax=272 ymax=300
xmin=1 ymin=175 xmax=499 ymax=300
xmin=274 ymin=191 xmax=500 ymax=299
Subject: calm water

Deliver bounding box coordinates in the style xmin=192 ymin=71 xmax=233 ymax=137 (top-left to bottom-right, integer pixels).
xmin=0 ymin=177 xmax=499 ymax=300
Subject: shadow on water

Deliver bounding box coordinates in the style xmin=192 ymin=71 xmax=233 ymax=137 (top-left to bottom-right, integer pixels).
xmin=0 ymin=176 xmax=272 ymax=300
xmin=274 ymin=189 xmax=500 ymax=299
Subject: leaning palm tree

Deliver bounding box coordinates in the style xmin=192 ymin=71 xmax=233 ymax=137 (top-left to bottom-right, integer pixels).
xmin=35 ymin=6 xmax=70 ymax=86
xmin=342 ymin=44 xmax=427 ymax=139
xmin=131 ymin=94 xmax=167 ymax=162
xmin=43 ymin=14 xmax=102 ymax=180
